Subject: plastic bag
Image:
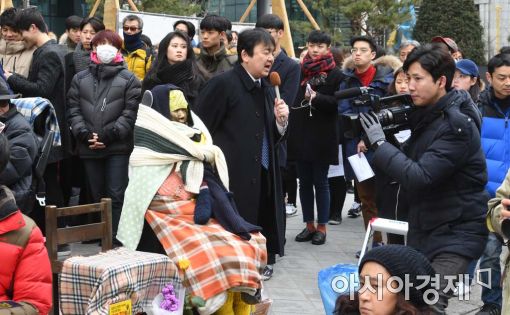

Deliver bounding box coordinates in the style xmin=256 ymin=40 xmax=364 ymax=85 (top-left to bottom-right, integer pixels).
xmin=318 ymin=263 xmax=359 ymax=315
xmin=151 ymin=284 xmax=185 ymax=315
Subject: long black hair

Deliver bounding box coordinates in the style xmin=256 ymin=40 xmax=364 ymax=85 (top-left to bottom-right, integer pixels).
xmin=143 ymin=31 xmax=209 ymax=94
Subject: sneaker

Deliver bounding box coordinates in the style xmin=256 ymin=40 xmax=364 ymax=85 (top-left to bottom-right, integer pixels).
xmin=57 ymin=244 xmax=71 ymax=257
xmin=347 ymin=202 xmax=361 ymax=218
xmin=328 ymin=212 xmax=342 ymax=225
xmin=475 ymin=303 xmax=501 ymax=315
xmin=285 ymin=203 xmax=298 ymax=216
xmin=262 ymin=265 xmax=274 ymax=281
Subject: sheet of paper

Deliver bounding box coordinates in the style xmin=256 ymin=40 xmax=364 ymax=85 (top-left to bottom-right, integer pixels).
xmin=348 ymin=152 xmax=375 ymax=182
xmin=394 ymin=129 xmax=411 ymax=144
xmin=328 ymin=145 xmax=344 ymax=178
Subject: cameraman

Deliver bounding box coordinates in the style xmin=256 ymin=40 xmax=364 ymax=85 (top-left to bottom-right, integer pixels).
xmin=486 ymin=169 xmax=510 ymax=314
xmin=360 ymin=43 xmax=489 ymax=313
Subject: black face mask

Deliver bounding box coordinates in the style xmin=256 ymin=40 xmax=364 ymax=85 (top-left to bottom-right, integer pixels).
xmin=123 ymin=31 xmax=144 ymax=52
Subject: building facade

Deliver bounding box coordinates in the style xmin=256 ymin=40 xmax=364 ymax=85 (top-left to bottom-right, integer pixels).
xmin=475 ymin=0 xmax=510 ymax=59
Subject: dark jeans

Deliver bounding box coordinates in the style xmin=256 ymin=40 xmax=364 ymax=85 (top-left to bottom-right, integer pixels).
xmin=297 ymin=161 xmax=330 ymax=224
xmin=83 ymin=154 xmax=129 ymax=238
xmin=328 ymin=176 xmax=346 ymax=218
xmin=281 ymin=162 xmax=298 ymax=205
xmin=479 ymin=232 xmax=503 ymax=307
xmin=430 ymin=252 xmax=471 ymax=314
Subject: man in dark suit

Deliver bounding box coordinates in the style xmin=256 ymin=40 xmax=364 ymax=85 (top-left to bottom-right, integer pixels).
xmin=195 ymin=28 xmax=289 ymax=281
xmin=256 ymin=14 xmax=301 ymax=217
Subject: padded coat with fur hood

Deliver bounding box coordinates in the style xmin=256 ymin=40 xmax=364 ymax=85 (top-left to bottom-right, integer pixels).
xmin=338 ymin=55 xmax=400 ymax=180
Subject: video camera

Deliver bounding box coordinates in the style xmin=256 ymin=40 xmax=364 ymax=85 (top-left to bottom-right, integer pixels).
xmin=336 ymin=87 xmax=415 ymax=139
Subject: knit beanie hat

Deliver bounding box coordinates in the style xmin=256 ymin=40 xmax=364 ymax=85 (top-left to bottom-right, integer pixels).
xmin=169 ymin=89 xmax=188 ymax=112
xmin=359 ymin=245 xmax=436 ymax=306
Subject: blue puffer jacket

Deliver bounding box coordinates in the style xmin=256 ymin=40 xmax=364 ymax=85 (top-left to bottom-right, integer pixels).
xmin=338 ymin=64 xmax=394 ymax=180
xmin=478 ymin=88 xmax=510 ymax=198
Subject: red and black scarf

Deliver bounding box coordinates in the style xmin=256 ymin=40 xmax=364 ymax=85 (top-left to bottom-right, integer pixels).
xmin=301 ymin=52 xmax=336 ymax=86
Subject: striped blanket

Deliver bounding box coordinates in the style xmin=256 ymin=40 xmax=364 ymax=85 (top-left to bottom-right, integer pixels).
xmin=145 ymin=178 xmax=267 ymax=302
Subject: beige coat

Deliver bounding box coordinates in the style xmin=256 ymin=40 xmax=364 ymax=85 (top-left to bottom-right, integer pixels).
xmin=487 ymin=168 xmax=510 ymax=314
xmin=0 ymin=39 xmax=36 ymax=78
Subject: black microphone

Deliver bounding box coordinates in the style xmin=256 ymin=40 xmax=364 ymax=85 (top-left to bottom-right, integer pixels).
xmin=334 ymin=87 xmax=373 ymax=99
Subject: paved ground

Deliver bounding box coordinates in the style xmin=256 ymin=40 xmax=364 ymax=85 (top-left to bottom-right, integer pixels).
xmin=70 ymin=193 xmax=490 ymax=314
xmin=264 ymin=193 xmax=485 ymax=315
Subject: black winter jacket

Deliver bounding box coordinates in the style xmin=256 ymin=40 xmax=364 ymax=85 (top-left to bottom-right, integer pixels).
xmin=7 ymin=40 xmax=70 ymax=163
xmin=288 ymin=67 xmax=345 ymax=164
xmin=372 ymin=90 xmax=489 ymax=260
xmin=67 ymin=62 xmax=141 ymax=158
xmin=0 ymin=104 xmax=38 ymax=212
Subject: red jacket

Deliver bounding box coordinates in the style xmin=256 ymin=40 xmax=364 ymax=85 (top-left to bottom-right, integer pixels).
xmin=0 ymin=210 xmax=52 ymax=314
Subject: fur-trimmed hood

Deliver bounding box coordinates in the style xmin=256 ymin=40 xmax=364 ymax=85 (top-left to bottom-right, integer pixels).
xmin=342 ymin=54 xmax=402 ymax=73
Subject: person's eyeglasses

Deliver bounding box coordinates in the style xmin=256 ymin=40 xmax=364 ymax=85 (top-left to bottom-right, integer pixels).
xmin=351 ymin=48 xmax=370 ymax=54
xmin=123 ymin=26 xmax=139 ymax=32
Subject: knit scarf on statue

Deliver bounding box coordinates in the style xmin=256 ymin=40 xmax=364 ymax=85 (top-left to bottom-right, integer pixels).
xmin=156 ymin=59 xmax=193 ymax=86
xmin=301 ymin=52 xmax=336 ymax=87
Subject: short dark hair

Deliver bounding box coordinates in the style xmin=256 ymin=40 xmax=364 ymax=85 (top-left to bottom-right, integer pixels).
xmin=79 ymin=16 xmax=105 ymax=32
xmin=91 ymin=30 xmax=123 ymax=50
xmin=500 ymin=46 xmax=510 ymax=54
xmin=0 ymin=133 xmax=9 ymax=173
xmin=0 ymin=7 xmax=18 ymax=29
xmin=487 ymin=53 xmax=510 ymax=75
xmin=122 ymin=14 xmax=143 ymax=30
xmin=403 ymin=43 xmax=455 ymax=91
xmin=15 ymin=7 xmax=47 ymax=33
xmin=237 ymin=28 xmax=275 ymax=62
xmin=140 ymin=34 xmax=153 ymax=48
xmin=255 ymin=14 xmax=284 ymax=30
xmin=173 ymin=20 xmax=196 ymax=39
xmin=200 ymin=14 xmax=229 ymax=33
xmin=307 ymin=30 xmax=331 ymax=46
xmin=65 ymin=15 xmax=82 ymax=30
xmin=350 ymin=35 xmax=376 ymax=52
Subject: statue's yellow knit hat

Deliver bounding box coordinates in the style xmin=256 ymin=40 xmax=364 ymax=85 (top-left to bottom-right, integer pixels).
xmin=169 ymin=89 xmax=188 ymax=112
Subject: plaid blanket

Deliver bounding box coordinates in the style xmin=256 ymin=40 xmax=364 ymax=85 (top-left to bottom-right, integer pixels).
xmin=146 ymin=192 xmax=267 ymax=301
xmin=60 ymin=248 xmax=179 ymax=315
xmin=11 ymin=97 xmax=61 ymax=146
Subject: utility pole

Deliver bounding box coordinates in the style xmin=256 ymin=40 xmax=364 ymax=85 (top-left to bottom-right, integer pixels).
xmin=257 ymin=0 xmax=270 ymax=18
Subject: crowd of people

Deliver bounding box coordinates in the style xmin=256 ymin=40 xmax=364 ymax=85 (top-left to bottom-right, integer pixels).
xmin=1 ymin=5 xmax=510 ymax=315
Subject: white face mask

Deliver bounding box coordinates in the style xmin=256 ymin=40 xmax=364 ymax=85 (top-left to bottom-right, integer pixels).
xmin=96 ymin=44 xmax=118 ymax=64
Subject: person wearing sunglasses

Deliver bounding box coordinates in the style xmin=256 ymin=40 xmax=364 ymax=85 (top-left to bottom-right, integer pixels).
xmin=121 ymin=14 xmax=154 ymax=81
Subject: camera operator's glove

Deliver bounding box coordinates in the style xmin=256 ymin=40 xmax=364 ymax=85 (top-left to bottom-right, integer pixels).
xmin=360 ymin=112 xmax=386 ymax=148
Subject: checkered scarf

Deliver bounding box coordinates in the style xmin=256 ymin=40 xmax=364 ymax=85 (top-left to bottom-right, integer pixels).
xmin=11 ymin=97 xmax=61 ymax=146
xmin=301 ymin=52 xmax=336 ymax=86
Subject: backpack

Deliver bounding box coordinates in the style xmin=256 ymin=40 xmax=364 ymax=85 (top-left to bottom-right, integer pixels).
xmin=11 ymin=98 xmax=58 ymax=212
